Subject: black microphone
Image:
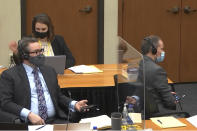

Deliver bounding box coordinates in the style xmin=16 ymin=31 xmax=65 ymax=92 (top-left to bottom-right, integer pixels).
xmin=114 ymin=74 xmax=120 ymax=112
xmin=68 ymin=90 xmax=72 ymax=99
xmin=66 ymin=90 xmax=72 ymax=131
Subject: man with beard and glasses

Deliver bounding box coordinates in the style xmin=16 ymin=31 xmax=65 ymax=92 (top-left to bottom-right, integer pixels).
xmin=0 ymin=37 xmax=87 ymax=124
xmin=9 ymin=13 xmax=75 ymax=69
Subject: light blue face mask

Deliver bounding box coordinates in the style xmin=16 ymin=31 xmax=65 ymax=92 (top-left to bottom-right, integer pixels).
xmin=156 ymin=51 xmax=165 ymax=62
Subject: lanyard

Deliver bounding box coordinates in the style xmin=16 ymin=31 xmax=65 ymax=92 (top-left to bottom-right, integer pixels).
xmin=38 ymin=40 xmax=53 ymax=56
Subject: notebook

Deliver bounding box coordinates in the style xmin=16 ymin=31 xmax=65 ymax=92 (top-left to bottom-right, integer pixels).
xmin=44 ymin=55 xmax=66 ymax=74
xmin=150 ymin=116 xmax=186 ymax=128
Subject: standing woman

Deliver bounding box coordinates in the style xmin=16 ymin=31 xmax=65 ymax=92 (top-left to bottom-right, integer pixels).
xmin=9 ymin=13 xmax=75 ymax=69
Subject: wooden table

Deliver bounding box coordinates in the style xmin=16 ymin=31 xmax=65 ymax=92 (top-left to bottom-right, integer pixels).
xmin=0 ymin=68 xmax=7 ymax=74
xmin=54 ymin=123 xmax=90 ymax=131
xmin=168 ymin=78 xmax=173 ymax=84
xmin=145 ymin=118 xmax=196 ymax=130
xmin=58 ymin=64 xmax=173 ymax=88
xmin=58 ymin=64 xmax=122 ymax=88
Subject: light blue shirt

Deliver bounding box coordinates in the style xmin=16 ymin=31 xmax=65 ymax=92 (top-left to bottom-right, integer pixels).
xmin=20 ymin=64 xmax=77 ymax=121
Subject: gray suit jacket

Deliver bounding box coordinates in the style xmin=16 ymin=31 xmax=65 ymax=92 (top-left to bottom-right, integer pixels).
xmin=0 ymin=64 xmax=72 ymax=121
xmin=137 ymin=56 xmax=176 ymax=111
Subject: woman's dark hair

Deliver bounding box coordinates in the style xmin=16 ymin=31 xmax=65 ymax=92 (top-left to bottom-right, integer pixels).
xmin=141 ymin=35 xmax=161 ymax=55
xmin=32 ymin=13 xmax=54 ymax=41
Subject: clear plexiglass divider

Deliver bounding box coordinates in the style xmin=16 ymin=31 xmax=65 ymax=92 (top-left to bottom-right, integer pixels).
xmin=114 ymin=36 xmax=145 ymax=130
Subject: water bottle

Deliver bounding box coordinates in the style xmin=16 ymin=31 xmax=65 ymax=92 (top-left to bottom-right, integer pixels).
xmin=122 ymin=103 xmax=133 ymax=126
xmin=128 ymin=103 xmax=134 ymax=113
xmin=122 ymin=103 xmax=128 ymax=125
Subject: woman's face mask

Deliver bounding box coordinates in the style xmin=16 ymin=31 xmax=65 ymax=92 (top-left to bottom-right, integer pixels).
xmin=34 ymin=22 xmax=49 ymax=39
xmin=34 ymin=31 xmax=49 ymax=39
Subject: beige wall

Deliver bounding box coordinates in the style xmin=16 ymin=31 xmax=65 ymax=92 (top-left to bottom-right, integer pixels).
xmin=0 ymin=0 xmax=117 ymax=66
xmin=0 ymin=0 xmax=21 ymax=67
xmin=104 ymin=0 xmax=119 ymax=64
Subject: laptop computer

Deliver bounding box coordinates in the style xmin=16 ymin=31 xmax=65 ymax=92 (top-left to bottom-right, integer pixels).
xmin=44 ymin=55 xmax=66 ymax=74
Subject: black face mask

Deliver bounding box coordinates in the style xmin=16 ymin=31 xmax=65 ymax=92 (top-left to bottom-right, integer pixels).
xmin=34 ymin=31 xmax=49 ymax=39
xmin=29 ymin=54 xmax=45 ymax=67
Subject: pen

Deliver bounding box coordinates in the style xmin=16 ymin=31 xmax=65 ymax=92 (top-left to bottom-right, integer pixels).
xmin=157 ymin=120 xmax=162 ymax=124
xmin=36 ymin=125 xmax=46 ymax=130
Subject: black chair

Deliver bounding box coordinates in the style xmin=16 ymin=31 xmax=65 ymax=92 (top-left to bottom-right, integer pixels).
xmin=145 ymin=88 xmax=190 ymax=119
xmin=0 ymin=123 xmax=27 ymax=130
xmin=0 ymin=109 xmax=19 ymax=123
xmin=0 ymin=109 xmax=28 ymax=130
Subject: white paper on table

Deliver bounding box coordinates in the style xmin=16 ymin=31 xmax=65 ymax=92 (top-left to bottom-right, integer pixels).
xmin=186 ymin=115 xmax=197 ymax=128
xmin=79 ymin=115 xmax=111 ymax=129
xmin=68 ymin=65 xmax=103 ymax=74
xmin=28 ymin=125 xmax=53 ymax=131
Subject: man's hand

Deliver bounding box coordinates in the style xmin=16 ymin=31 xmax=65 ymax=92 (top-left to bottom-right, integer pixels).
xmin=28 ymin=112 xmax=45 ymax=125
xmin=171 ymin=92 xmax=179 ymax=103
xmin=75 ymin=100 xmax=88 ymax=112
xmin=8 ymin=41 xmax=18 ymax=54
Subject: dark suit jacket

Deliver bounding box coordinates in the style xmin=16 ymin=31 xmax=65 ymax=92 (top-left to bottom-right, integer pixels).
xmin=137 ymin=55 xmax=176 ymax=112
xmin=51 ymin=35 xmax=75 ymax=68
xmin=13 ymin=35 xmax=75 ymax=69
xmin=0 ymin=64 xmax=72 ymax=121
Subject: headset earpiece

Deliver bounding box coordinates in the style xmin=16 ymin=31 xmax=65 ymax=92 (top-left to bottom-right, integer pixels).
xmin=151 ymin=44 xmax=157 ymax=55
xmin=144 ymin=37 xmax=157 ymax=55
xmin=18 ymin=40 xmax=29 ymax=60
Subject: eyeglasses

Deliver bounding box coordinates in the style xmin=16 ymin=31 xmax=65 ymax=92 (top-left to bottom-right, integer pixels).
xmin=29 ymin=48 xmax=44 ymax=55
